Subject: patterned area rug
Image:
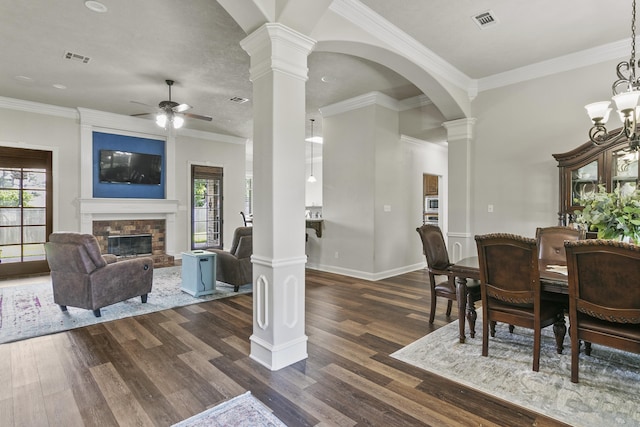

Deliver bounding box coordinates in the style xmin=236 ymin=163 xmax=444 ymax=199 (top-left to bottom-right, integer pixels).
xmin=0 ymin=266 xmax=251 ymax=344
xmin=172 ymin=392 xmax=286 ymax=427
xmin=391 ymin=315 xmax=640 ymax=427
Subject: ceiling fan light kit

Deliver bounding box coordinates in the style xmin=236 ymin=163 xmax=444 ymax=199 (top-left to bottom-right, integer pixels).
xmin=132 ymin=79 xmax=212 ymax=130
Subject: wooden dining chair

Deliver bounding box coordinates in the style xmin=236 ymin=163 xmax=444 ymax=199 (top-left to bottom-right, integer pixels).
xmin=535 ymin=226 xmax=585 ymax=266
xmin=475 ymin=233 xmax=565 ymax=371
xmin=416 ymin=224 xmax=481 ymax=334
xmin=564 ymin=239 xmax=640 ymax=383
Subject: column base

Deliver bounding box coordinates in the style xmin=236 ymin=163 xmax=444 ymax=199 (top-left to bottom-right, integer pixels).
xmin=249 ymin=334 xmax=308 ymax=371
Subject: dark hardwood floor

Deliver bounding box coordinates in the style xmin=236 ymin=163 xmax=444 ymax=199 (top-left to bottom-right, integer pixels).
xmin=0 ymin=268 xmax=570 ymax=426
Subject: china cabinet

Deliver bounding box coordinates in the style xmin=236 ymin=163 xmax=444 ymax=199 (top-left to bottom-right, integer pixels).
xmin=553 ymin=131 xmax=639 ymax=226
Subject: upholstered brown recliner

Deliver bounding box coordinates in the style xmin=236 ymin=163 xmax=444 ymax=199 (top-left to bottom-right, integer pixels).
xmin=44 ymin=232 xmax=153 ymax=317
xmin=209 ymin=226 xmax=252 ymax=292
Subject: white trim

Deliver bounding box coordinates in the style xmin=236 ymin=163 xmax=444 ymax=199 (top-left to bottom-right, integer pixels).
xmin=305 ymin=262 xmax=425 ymax=281
xmin=329 ymin=0 xmax=471 ymax=91
xmin=251 ymin=255 xmax=308 ymax=268
xmin=400 ymin=134 xmax=448 ymax=150
xmin=0 ymin=96 xmax=77 ymax=119
xmin=320 ymin=91 xmax=400 ymax=117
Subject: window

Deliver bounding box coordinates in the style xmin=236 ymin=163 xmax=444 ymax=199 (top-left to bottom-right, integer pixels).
xmin=191 ymin=165 xmax=223 ymax=249
xmin=0 ymin=146 xmax=52 ymax=278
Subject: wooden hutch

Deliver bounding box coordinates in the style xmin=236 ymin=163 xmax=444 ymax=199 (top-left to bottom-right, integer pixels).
xmin=554 ymin=129 xmax=639 ymax=226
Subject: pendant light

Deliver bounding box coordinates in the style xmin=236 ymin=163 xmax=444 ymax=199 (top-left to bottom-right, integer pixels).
xmin=307 ymin=119 xmax=317 ymax=183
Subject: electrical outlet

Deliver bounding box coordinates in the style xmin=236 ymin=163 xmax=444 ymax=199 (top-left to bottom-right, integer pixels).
xmin=488 ymin=204 xmax=494 ymax=213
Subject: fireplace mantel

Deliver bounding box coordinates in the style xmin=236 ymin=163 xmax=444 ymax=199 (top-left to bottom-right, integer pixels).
xmin=79 ymin=198 xmax=179 ymax=256
xmin=79 ymin=198 xmax=179 ymax=215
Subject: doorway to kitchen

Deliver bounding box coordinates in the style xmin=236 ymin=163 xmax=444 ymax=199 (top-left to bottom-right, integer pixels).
xmin=423 ymin=173 xmax=440 ymax=226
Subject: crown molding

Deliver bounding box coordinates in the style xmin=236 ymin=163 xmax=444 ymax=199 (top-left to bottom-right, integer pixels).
xmin=400 ymin=134 xmax=447 ymax=149
xmin=398 ymin=94 xmax=432 ymax=111
xmin=478 ymin=38 xmax=632 ymax=92
xmin=320 ymin=91 xmax=400 ymax=117
xmin=0 ymin=96 xmax=77 ymax=119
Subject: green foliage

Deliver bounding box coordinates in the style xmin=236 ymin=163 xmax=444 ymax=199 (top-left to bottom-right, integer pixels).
xmin=0 ymin=189 xmax=33 ymax=207
xmin=194 ymin=180 xmax=207 ymax=208
xmin=575 ymin=184 xmax=640 ymax=242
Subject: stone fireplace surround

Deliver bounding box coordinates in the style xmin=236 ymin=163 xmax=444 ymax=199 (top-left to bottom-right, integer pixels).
xmin=79 ymin=198 xmax=179 ymax=268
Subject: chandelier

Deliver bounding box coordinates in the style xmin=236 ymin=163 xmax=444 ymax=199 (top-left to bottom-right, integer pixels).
xmin=585 ymin=0 xmax=640 ymax=150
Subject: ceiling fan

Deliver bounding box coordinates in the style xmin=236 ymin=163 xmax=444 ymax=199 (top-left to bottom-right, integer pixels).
xmin=132 ymin=79 xmax=212 ymax=129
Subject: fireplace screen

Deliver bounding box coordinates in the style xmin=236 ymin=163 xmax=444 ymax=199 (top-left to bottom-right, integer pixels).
xmin=107 ymin=234 xmax=152 ymax=257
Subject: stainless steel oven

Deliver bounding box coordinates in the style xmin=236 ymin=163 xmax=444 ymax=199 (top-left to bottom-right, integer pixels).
xmin=425 ymin=196 xmax=439 ymax=213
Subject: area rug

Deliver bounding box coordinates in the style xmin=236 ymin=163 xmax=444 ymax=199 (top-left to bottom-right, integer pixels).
xmin=172 ymin=391 xmax=287 ymax=427
xmin=0 ymin=266 xmax=252 ymax=344
xmin=391 ymin=316 xmax=640 ymax=427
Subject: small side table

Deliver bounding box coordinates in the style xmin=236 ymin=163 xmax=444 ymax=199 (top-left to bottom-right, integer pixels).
xmin=181 ymin=250 xmax=216 ymax=297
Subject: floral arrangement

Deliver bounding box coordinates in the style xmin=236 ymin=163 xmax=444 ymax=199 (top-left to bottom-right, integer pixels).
xmin=574 ymin=184 xmax=640 ymax=243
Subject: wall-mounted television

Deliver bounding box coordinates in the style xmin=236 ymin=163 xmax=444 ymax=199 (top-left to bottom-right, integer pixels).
xmin=99 ymin=150 xmax=162 ymax=185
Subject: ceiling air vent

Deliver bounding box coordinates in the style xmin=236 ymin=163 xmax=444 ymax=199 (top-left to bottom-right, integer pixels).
xmin=230 ymin=96 xmax=249 ymax=104
xmin=472 ymin=10 xmax=499 ymax=29
xmin=63 ymin=51 xmax=91 ymax=64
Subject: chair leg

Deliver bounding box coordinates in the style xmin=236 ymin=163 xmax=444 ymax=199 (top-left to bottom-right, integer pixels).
xmin=141 ymin=294 xmax=148 ymax=303
xmin=482 ymin=312 xmax=489 ymax=357
xmin=445 ymin=299 xmax=452 ymax=317
xmin=508 ymin=324 xmax=515 ymax=334
xmin=428 ymin=292 xmax=437 ymax=324
xmin=532 ymin=328 xmax=541 ymax=372
xmin=234 ymin=285 xmax=239 ymax=292
xmin=59 ymin=305 xmax=67 ymax=312
xmin=489 ymin=321 xmax=497 ymax=337
xmin=571 ymin=332 xmax=580 ymax=383
xmin=93 ymin=309 xmax=101 ymax=317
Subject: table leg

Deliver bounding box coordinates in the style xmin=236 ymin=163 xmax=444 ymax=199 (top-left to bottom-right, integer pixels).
xmin=552 ymin=315 xmax=566 ymax=354
xmin=456 ymin=276 xmax=468 ymax=343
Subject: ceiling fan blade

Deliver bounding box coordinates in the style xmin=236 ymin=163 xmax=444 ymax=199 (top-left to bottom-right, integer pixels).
xmin=174 ymin=103 xmax=192 ymax=113
xmin=131 ymin=112 xmax=154 ymax=117
xmin=130 ymin=100 xmax=157 ymax=110
xmin=184 ymin=112 xmax=213 ymax=121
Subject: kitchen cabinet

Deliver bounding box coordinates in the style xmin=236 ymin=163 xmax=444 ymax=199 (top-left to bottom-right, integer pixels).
xmin=553 ymin=132 xmax=638 ymax=225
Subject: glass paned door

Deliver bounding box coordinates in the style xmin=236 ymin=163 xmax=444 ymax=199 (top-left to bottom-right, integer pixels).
xmin=192 ymin=165 xmax=223 ymax=250
xmin=570 ymin=160 xmax=599 ymax=206
xmin=611 ymin=149 xmax=638 ymax=196
xmin=0 ymin=147 xmax=52 ymax=277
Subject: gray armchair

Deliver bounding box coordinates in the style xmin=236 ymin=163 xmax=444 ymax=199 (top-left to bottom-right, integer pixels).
xmin=209 ymin=226 xmax=252 ymax=292
xmin=44 ymin=232 xmax=153 ymax=317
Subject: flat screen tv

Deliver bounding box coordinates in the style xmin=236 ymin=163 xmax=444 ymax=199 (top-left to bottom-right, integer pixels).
xmin=99 ymin=150 xmax=162 ymax=185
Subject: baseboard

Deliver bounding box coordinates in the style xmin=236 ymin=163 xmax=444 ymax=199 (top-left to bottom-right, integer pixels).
xmin=305 ymin=261 xmax=426 ymax=281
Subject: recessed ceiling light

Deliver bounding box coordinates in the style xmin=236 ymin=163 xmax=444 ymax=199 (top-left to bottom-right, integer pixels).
xmin=52 ymin=84 xmax=67 ymax=90
xmin=321 ymin=76 xmax=336 ymax=83
xmin=85 ymin=1 xmax=108 ymax=13
xmin=230 ymin=96 xmax=249 ymax=104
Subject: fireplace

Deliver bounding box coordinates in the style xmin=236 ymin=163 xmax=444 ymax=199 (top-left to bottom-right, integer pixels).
xmin=93 ymin=219 xmax=174 ymax=267
xmin=108 ymin=234 xmax=152 ymax=256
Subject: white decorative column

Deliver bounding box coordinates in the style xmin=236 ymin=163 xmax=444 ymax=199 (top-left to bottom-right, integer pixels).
xmin=444 ymin=118 xmax=476 ymax=262
xmin=241 ymin=24 xmax=315 ymax=370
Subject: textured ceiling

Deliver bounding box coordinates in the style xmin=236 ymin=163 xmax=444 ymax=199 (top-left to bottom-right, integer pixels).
xmin=0 ymin=0 xmax=633 ymax=139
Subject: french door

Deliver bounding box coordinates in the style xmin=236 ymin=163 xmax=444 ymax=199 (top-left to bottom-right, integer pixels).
xmin=0 ymin=146 xmax=52 ymax=278
xmin=191 ymin=165 xmax=223 ymax=250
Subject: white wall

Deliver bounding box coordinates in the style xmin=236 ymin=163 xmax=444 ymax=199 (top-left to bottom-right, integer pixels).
xmin=306 ymin=101 xmax=448 ymax=279
xmin=470 ymin=59 xmax=618 ymax=239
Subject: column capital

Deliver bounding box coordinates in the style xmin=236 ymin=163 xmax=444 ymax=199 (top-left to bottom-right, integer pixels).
xmin=240 ymin=23 xmax=316 ymax=82
xmin=443 ymin=117 xmax=477 ymax=141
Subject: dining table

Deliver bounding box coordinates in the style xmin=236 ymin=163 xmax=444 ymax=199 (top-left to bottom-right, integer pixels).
xmin=450 ymin=256 xmax=569 ymax=349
